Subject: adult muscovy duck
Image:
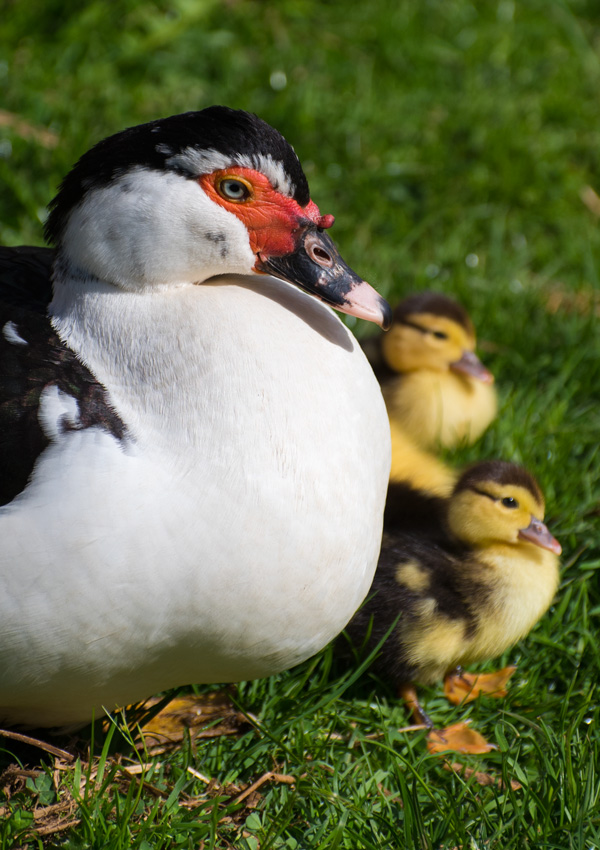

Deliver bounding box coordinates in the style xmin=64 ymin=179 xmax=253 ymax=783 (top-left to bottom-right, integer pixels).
xmin=0 ymin=107 xmax=392 ymax=728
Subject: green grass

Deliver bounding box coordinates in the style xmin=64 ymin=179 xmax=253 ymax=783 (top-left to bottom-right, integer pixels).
xmin=1 ymin=0 xmax=599 ymax=847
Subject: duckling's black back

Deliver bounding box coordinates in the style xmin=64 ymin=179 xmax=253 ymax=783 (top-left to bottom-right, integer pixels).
xmin=344 ymin=482 xmax=477 ymax=689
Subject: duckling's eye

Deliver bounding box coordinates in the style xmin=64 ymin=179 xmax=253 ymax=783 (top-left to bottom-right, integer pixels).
xmin=217 ymin=178 xmax=252 ymax=202
xmin=501 ymin=496 xmax=519 ymax=509
xmin=432 ymin=330 xmax=448 ymax=340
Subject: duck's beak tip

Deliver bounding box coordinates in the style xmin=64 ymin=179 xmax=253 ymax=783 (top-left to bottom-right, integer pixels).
xmin=255 ymin=228 xmax=391 ymax=330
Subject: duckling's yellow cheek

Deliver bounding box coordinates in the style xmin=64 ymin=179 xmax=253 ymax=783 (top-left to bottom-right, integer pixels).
xmin=395 ymin=561 xmax=430 ymax=592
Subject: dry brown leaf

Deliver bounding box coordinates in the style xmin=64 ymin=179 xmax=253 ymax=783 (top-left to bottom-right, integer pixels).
xmin=427 ymin=722 xmax=497 ymax=755
xmin=444 ymin=666 xmax=517 ymax=705
xmin=137 ymin=691 xmax=250 ymax=752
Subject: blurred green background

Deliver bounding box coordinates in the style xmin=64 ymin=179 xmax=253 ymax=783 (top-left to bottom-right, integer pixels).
xmin=2 ymin=0 xmax=600 ymax=294
xmin=1 ymin=2 xmax=599 ymax=847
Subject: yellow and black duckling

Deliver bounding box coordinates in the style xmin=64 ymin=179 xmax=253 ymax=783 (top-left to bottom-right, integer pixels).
xmin=380 ymin=292 xmax=497 ymax=450
xmin=362 ymin=292 xmax=497 ymax=496
xmin=344 ymin=460 xmax=561 ymax=752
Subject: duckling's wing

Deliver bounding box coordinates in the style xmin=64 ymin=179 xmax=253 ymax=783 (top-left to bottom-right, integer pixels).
xmin=383 ymin=482 xmax=448 ymax=538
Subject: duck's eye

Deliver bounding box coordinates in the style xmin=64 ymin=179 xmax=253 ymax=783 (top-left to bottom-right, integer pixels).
xmin=217 ymin=178 xmax=252 ymax=202
xmin=432 ymin=330 xmax=448 ymax=340
xmin=501 ymin=496 xmax=519 ymax=509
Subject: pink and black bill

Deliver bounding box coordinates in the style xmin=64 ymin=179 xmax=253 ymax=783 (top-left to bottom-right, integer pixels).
xmin=256 ymin=228 xmax=392 ymax=330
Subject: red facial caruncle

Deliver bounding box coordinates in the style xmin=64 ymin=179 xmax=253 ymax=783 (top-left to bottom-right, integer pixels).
xmin=198 ymin=168 xmax=334 ymax=264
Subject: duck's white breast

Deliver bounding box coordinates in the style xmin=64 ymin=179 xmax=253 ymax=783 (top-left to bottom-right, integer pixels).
xmin=0 ymin=275 xmax=390 ymax=726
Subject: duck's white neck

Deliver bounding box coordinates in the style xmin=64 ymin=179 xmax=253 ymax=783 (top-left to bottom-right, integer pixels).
xmin=48 ymin=263 xmax=374 ymax=471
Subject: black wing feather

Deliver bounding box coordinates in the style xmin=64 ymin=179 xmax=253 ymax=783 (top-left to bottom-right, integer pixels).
xmin=0 ymin=246 xmax=127 ymax=506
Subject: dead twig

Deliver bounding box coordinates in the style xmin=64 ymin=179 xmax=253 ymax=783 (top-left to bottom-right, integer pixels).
xmin=0 ymin=728 xmax=75 ymax=762
xmin=230 ymin=771 xmax=296 ymax=806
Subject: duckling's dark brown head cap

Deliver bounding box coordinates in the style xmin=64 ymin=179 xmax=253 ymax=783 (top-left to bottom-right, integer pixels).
xmin=393 ymin=292 xmax=473 ymax=335
xmin=454 ymin=460 xmax=544 ymax=504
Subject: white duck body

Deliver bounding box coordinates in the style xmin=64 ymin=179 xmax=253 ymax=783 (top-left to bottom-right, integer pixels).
xmin=0 ymin=132 xmax=391 ymax=726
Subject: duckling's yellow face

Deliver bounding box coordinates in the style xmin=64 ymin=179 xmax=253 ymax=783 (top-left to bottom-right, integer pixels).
xmin=382 ymin=312 xmax=475 ymax=374
xmin=448 ymin=481 xmax=560 ymax=553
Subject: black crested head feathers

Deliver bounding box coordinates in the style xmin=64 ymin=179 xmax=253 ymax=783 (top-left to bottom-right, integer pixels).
xmin=454 ymin=460 xmax=544 ymax=505
xmin=45 ymin=107 xmax=310 ymax=246
xmin=393 ymin=292 xmax=474 ymax=335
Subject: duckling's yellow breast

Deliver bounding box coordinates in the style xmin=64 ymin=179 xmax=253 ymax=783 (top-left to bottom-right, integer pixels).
xmin=385 ymin=371 xmax=497 ymax=450
xmin=459 ymin=545 xmax=560 ymax=664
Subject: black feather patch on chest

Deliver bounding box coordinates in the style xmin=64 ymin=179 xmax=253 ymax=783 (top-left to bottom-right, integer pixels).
xmin=0 ymin=246 xmax=127 ymax=506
